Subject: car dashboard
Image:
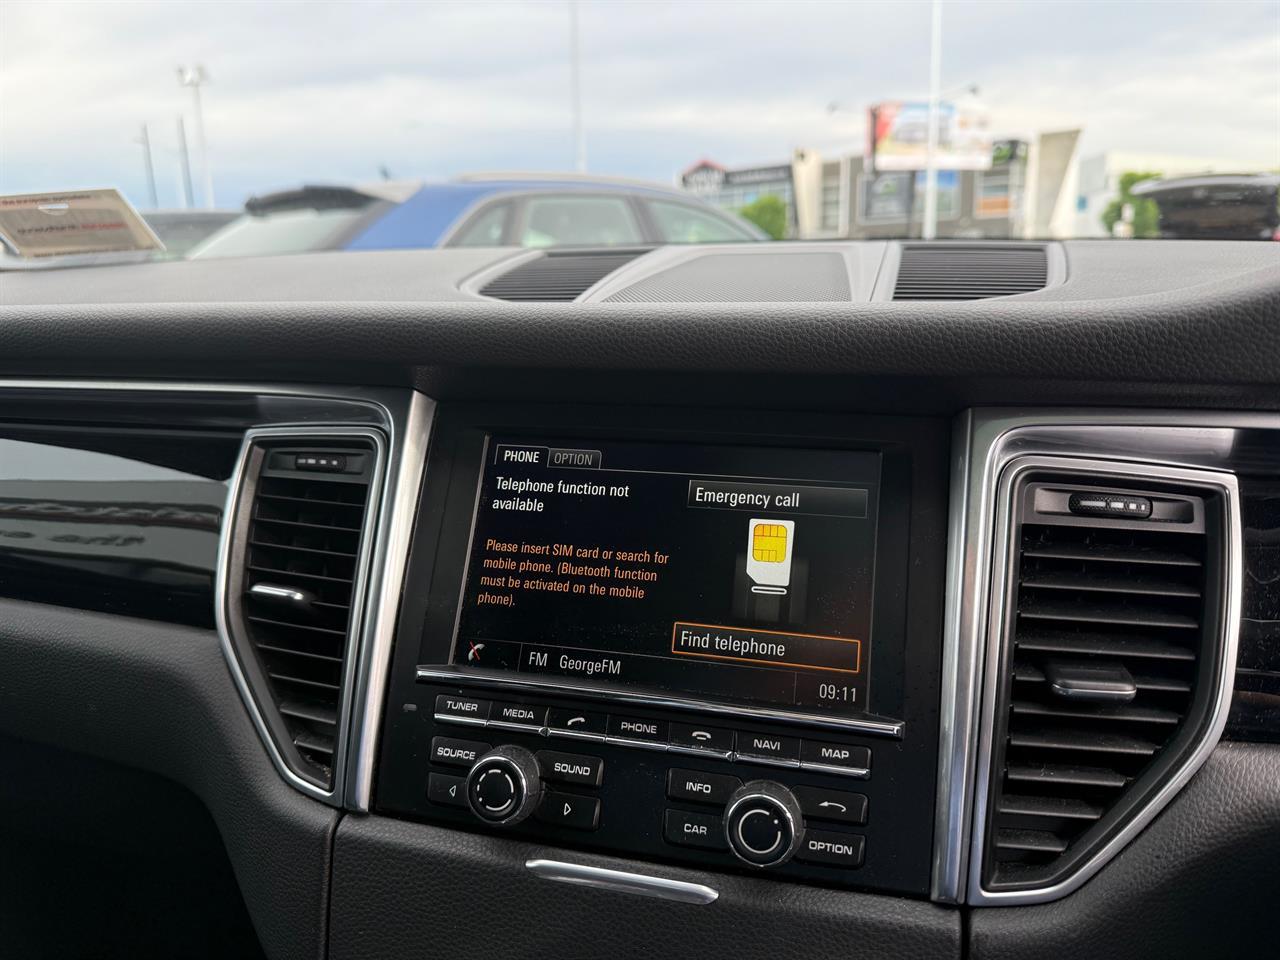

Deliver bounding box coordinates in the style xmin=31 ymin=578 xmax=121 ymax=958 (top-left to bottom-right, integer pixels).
xmin=0 ymin=238 xmax=1277 ymax=960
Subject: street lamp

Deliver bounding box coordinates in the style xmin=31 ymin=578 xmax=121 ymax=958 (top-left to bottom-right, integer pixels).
xmin=178 ymin=65 xmax=215 ymax=209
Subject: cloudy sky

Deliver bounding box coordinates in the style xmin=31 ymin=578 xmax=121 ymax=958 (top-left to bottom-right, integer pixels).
xmin=2 ymin=0 xmax=1277 ymax=210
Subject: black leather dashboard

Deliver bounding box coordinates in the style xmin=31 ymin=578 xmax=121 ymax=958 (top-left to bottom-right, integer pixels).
xmin=0 ymin=240 xmax=1277 ymax=959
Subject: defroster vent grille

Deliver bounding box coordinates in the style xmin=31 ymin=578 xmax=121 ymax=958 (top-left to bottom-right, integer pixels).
xmin=480 ymin=248 xmax=649 ymax=301
xmin=893 ymin=244 xmax=1049 ymax=300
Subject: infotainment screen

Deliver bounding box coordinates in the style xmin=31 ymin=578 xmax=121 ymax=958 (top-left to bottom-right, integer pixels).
xmin=450 ymin=437 xmax=882 ymax=717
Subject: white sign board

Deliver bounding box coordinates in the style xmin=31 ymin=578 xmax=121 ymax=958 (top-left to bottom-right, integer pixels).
xmin=0 ymin=189 xmax=162 ymax=258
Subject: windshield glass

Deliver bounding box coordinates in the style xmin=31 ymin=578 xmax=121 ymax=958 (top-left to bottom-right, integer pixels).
xmin=1 ymin=0 xmax=1276 ymax=265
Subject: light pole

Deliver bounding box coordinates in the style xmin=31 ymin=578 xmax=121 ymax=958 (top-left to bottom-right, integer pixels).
xmin=922 ymin=0 xmax=943 ymax=241
xmin=569 ymin=1 xmax=585 ymax=173
xmin=135 ymin=124 xmax=158 ymax=209
xmin=178 ymin=65 xmax=215 ymax=208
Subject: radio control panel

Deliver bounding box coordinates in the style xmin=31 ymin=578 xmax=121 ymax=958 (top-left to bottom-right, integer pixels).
xmin=378 ymin=683 xmax=929 ymax=895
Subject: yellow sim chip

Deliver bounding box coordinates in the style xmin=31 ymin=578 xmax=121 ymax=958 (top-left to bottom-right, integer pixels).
xmin=751 ymin=522 xmax=789 ymax=563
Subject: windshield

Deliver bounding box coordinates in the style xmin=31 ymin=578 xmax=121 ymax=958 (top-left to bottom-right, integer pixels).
xmin=1 ymin=0 xmax=1277 ymax=265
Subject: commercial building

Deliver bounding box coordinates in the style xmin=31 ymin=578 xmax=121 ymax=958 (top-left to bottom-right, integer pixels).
xmin=682 ymin=130 xmax=1083 ymax=241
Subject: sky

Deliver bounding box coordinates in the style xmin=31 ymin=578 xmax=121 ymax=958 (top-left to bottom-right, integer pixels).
xmin=1 ymin=0 xmax=1277 ymax=211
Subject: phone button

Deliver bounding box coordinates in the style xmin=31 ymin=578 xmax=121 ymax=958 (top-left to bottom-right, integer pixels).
xmin=668 ymin=722 xmax=735 ymax=756
xmin=546 ymin=708 xmax=608 ymax=740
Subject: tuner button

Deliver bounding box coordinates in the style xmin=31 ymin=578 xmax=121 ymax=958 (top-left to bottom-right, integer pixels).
xmin=724 ymin=780 xmax=805 ymax=868
xmin=465 ymin=745 xmax=542 ymax=827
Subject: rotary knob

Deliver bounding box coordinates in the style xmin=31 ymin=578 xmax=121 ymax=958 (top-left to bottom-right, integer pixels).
xmin=464 ymin=745 xmax=542 ymax=827
xmin=723 ymin=780 xmax=805 ymax=868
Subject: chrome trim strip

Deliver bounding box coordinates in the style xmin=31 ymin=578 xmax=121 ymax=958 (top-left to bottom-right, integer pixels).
xmin=415 ymin=666 xmax=905 ymax=738
xmin=346 ymin=391 xmax=435 ymax=810
xmin=216 ymin=424 xmax=388 ymax=805
xmin=798 ymin=762 xmax=869 ymax=779
xmin=931 ymin=409 xmax=980 ymax=903
xmin=525 ymin=859 xmax=719 ymax=905
xmin=966 ymin=453 xmax=1241 ymax=906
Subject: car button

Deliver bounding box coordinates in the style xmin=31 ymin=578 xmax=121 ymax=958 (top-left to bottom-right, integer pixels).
xmin=606 ymin=715 xmax=668 ymax=749
xmin=546 ymin=708 xmax=608 ymax=740
xmin=668 ymin=722 xmax=734 ymax=756
xmin=430 ymin=736 xmax=489 ymax=768
xmin=794 ymin=785 xmax=868 ymax=825
xmin=796 ymin=830 xmax=865 ymax=868
xmin=663 ymin=809 xmax=727 ymax=850
xmin=799 ymin=740 xmax=871 ymax=777
xmin=536 ymin=750 xmax=604 ymax=787
xmin=536 ymin=791 xmax=600 ymax=831
xmin=667 ymin=768 xmax=742 ymax=805
xmin=488 ymin=701 xmax=547 ymax=730
xmin=426 ymin=772 xmax=467 ymax=808
xmin=434 ymin=694 xmax=490 ymax=725
xmin=734 ymin=731 xmax=801 ymax=767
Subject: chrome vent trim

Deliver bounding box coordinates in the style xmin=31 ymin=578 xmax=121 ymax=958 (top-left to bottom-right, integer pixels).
xmin=967 ymin=455 xmax=1241 ymax=905
xmin=216 ymin=425 xmax=387 ymax=804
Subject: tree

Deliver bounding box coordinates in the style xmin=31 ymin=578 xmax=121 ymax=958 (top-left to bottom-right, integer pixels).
xmin=1101 ymin=171 xmax=1162 ymax=238
xmin=738 ymin=194 xmax=788 ymax=240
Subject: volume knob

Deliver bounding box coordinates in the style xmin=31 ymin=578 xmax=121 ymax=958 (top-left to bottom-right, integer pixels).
xmin=723 ymin=780 xmax=804 ymax=868
xmin=465 ymin=745 xmax=542 ymax=827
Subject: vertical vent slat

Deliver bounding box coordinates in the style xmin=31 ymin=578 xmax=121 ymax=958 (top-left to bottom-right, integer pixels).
xmin=233 ymin=437 xmax=379 ymax=791
xmin=982 ymin=476 xmax=1225 ymax=893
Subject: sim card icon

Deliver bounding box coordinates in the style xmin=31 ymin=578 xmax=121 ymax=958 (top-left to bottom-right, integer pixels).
xmin=746 ymin=518 xmax=794 ymax=596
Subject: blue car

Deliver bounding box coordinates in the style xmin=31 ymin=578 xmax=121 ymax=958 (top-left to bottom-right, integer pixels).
xmin=189 ymin=174 xmax=766 ymax=259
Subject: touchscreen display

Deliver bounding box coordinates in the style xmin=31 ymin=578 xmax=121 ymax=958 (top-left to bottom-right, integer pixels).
xmin=450 ymin=437 xmax=881 ymax=716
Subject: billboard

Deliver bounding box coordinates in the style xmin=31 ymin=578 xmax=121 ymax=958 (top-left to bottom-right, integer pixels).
xmin=868 ymin=99 xmax=993 ymax=171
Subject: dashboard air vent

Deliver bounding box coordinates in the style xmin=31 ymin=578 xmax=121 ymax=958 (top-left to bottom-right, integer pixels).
xmin=892 ymin=244 xmax=1048 ymax=300
xmin=480 ymin=248 xmax=649 ymax=301
xmin=980 ymin=471 xmax=1233 ymax=895
xmin=222 ymin=433 xmax=383 ymax=797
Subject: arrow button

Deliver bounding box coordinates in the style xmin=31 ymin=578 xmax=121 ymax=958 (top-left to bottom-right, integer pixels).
xmin=535 ymin=790 xmax=601 ymax=831
xmin=427 ymin=772 xmax=467 ymax=809
xmin=794 ymin=786 xmax=867 ymax=825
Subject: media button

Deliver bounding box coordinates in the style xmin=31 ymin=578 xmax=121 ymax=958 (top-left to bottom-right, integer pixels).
xmin=606 ymin=715 xmax=668 ymax=750
xmin=430 ymin=736 xmax=489 ymax=768
xmin=546 ymin=708 xmax=608 ymax=740
xmin=668 ymin=722 xmax=735 ymax=757
xmin=734 ymin=731 xmax=801 ymax=767
xmin=489 ymin=701 xmax=547 ymax=731
xmin=537 ymin=750 xmax=604 ymax=788
xmin=663 ymin=809 xmax=727 ymax=850
xmin=794 ymin=785 xmax=868 ymax=825
xmin=434 ymin=694 xmax=490 ymax=726
xmin=799 ymin=740 xmax=871 ymax=777
xmin=426 ymin=772 xmax=467 ymax=808
xmin=536 ymin=791 xmax=600 ymax=831
xmin=667 ymin=768 xmax=742 ymax=806
xmin=796 ymin=830 xmax=865 ymax=868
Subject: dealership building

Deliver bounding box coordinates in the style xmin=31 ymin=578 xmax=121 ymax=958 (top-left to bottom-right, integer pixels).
xmin=682 ymin=129 xmax=1083 ymax=241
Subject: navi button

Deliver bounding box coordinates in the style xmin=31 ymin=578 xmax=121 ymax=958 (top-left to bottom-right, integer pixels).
xmin=606 ymin=715 xmax=668 ymax=749
xmin=734 ymin=731 xmax=801 ymax=767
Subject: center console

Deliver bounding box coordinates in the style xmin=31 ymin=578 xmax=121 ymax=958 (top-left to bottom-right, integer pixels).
xmin=377 ymin=405 xmax=948 ymax=896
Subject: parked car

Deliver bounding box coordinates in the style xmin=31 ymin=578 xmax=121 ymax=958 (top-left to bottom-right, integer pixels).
xmin=1131 ymin=173 xmax=1280 ymax=240
xmin=188 ymin=174 xmax=766 ymax=258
